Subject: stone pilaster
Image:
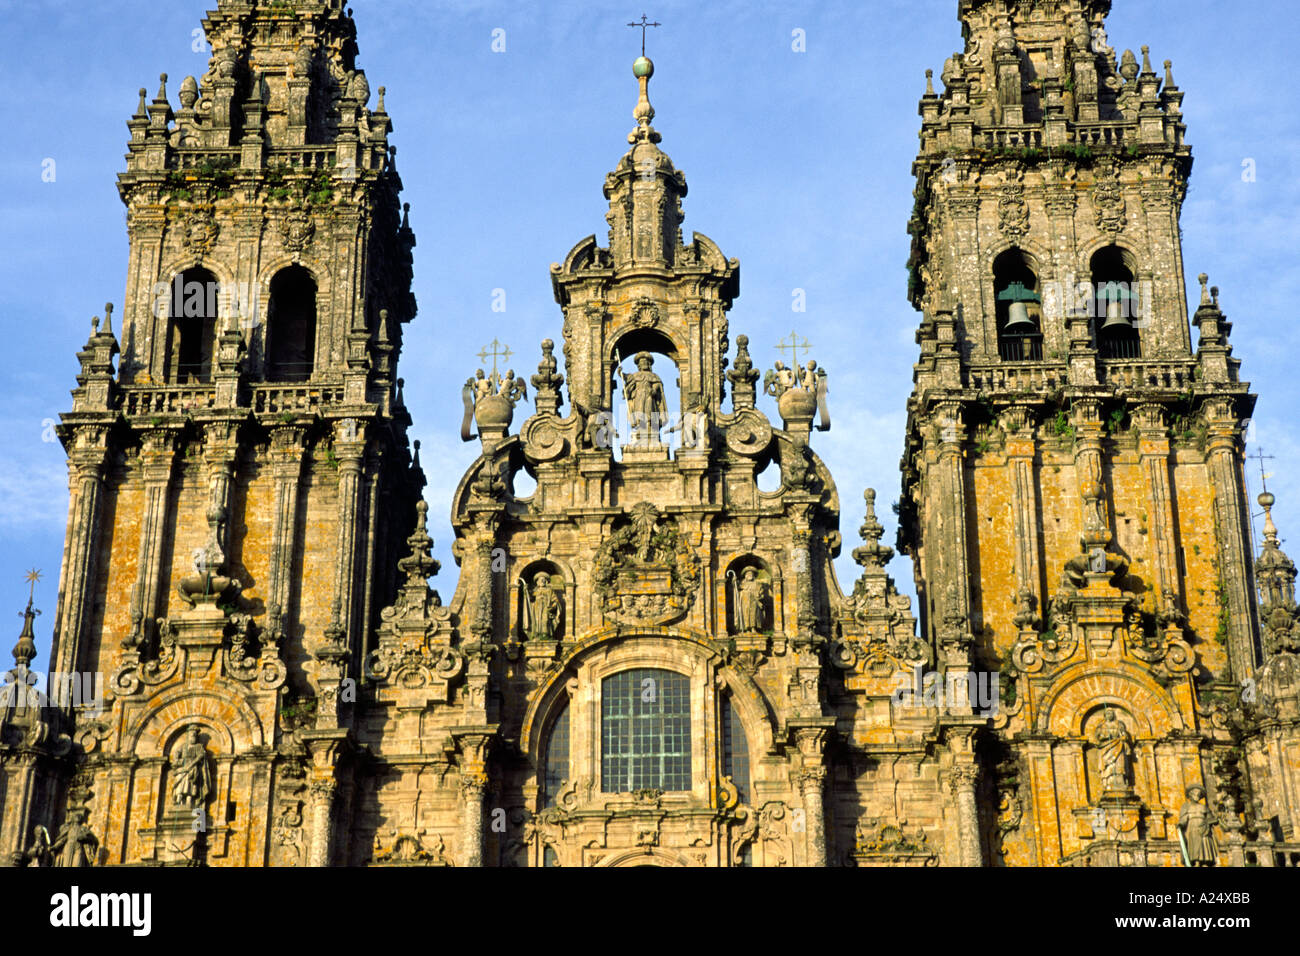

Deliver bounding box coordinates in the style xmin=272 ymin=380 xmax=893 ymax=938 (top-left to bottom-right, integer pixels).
xmin=1202 ymin=400 xmax=1258 ymax=677
xmin=333 ymin=418 xmax=367 ymax=645
xmin=267 ymin=426 xmax=307 ymax=627
xmin=52 ymin=427 xmax=111 ymax=680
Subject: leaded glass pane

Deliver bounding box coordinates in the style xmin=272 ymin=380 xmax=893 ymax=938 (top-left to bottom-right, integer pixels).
xmin=721 ymin=694 xmax=750 ymax=803
xmin=600 ymin=668 xmax=691 ymax=792
xmin=543 ymin=701 xmax=569 ymax=808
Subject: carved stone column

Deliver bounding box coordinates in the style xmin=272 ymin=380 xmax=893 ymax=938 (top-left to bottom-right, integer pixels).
xmin=201 ymin=422 xmax=240 ymax=550
xmin=132 ymin=429 xmax=179 ymax=648
xmin=306 ymin=778 xmax=335 ymax=868
xmin=946 ymin=728 xmax=983 ymax=866
xmin=930 ymin=402 xmax=974 ymax=664
xmin=1133 ymin=404 xmax=1179 ymax=605
xmin=947 ymin=765 xmax=982 ymax=866
xmin=1071 ymin=400 xmax=1111 ymax=552
xmin=1001 ymin=406 xmax=1042 ymax=626
xmin=332 ymin=418 xmax=367 ymax=644
xmin=792 ymin=721 xmax=833 ymax=867
xmin=301 ymin=729 xmax=350 ymax=867
xmin=53 ymin=427 xmax=111 ymax=679
xmin=1203 ymin=399 xmax=1259 ymax=677
xmin=267 ymin=426 xmax=307 ymax=625
xmin=456 ymin=732 xmax=493 ymax=868
xmin=799 ymin=768 xmax=828 ymax=867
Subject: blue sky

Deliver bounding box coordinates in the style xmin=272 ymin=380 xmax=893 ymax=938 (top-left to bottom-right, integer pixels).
xmin=1 ymin=0 xmax=1297 ymax=667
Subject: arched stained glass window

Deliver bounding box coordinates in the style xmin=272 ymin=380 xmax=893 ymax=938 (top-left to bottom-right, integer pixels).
xmin=600 ymin=668 xmax=690 ymax=793
xmin=542 ymin=700 xmax=569 ymax=809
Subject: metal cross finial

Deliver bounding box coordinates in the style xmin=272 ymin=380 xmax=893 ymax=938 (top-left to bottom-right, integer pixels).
xmin=23 ymin=569 xmax=42 ymax=604
xmin=477 ymin=339 xmax=513 ymax=381
xmin=628 ymin=14 xmax=661 ymax=56
xmin=1251 ymin=446 xmax=1276 ymax=493
xmin=774 ymin=330 xmax=812 ymax=367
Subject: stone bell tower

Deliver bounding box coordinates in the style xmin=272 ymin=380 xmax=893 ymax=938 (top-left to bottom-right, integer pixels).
xmin=901 ymin=0 xmax=1268 ymax=865
xmin=17 ymin=0 xmax=422 ymax=866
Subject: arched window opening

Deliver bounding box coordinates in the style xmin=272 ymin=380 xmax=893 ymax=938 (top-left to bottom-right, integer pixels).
xmin=600 ymin=668 xmax=691 ymax=793
xmin=610 ymin=329 xmax=682 ymax=461
xmin=720 ymin=693 xmax=750 ymax=803
xmin=1091 ymin=246 xmax=1142 ymax=359
xmin=542 ymin=700 xmax=569 ymax=808
xmin=994 ymin=249 xmax=1043 ymax=361
xmin=266 ymin=266 xmax=317 ymax=381
xmin=167 ymin=267 xmax=219 ymax=383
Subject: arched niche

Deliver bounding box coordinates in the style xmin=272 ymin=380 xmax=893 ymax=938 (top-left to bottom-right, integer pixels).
xmin=514 ymin=558 xmax=573 ymax=643
xmin=608 ymin=328 xmax=682 ymax=458
xmin=1090 ymin=244 xmax=1142 ymax=359
xmin=265 ymin=264 xmax=317 ymax=381
xmin=992 ymin=247 xmax=1043 ymax=361
xmin=166 ymin=266 xmax=221 ymax=383
xmin=723 ymin=554 xmax=777 ymax=636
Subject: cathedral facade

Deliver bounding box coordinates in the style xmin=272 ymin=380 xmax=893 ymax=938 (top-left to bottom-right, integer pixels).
xmin=2 ymin=0 xmax=1299 ymax=867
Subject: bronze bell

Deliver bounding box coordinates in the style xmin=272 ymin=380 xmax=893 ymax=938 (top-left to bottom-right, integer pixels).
xmin=1004 ymin=300 xmax=1035 ymax=333
xmin=1099 ymin=294 xmax=1131 ymax=331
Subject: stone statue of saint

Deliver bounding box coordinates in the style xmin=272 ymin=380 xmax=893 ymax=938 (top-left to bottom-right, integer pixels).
xmin=1093 ymin=707 xmax=1134 ymax=792
xmin=729 ymin=568 xmax=767 ymax=634
xmin=620 ymin=351 xmax=669 ymax=444
xmin=170 ymin=725 xmax=214 ymax=809
xmin=50 ymin=809 xmax=98 ymax=867
xmin=1178 ymin=785 xmax=1219 ymax=866
xmin=521 ymin=571 xmax=562 ymax=641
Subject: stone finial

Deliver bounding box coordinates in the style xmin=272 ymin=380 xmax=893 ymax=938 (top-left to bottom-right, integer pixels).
xmin=1140 ymin=45 xmax=1153 ymax=74
xmin=1198 ymin=272 xmax=1211 ymax=306
xmin=134 ymin=87 xmax=148 ymax=118
xmin=155 ymin=73 xmax=169 ymax=103
xmin=531 ymin=338 xmax=565 ymax=414
xmin=1119 ymin=49 xmax=1138 ymax=82
xmin=1211 ymin=285 xmax=1220 ymax=309
xmin=924 ymin=69 xmax=935 ymax=96
xmin=726 ymin=334 xmax=759 ymax=409
xmin=398 ymin=500 xmax=440 ymax=587
xmin=377 ymin=86 xmax=387 ymax=112
xmin=1164 ymin=59 xmax=1176 ymax=88
xmin=1255 ymin=488 xmax=1299 ymax=656
xmin=412 ymin=439 xmax=421 ymax=469
xmin=102 ymin=302 xmax=114 ymax=337
xmin=179 ymin=75 xmax=199 ymax=110
xmin=851 ymin=488 xmax=894 ymax=572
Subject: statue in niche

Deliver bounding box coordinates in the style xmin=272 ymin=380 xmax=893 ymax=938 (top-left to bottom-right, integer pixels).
xmin=728 ymin=567 xmax=768 ymax=634
xmin=1178 ymin=785 xmax=1219 ymax=866
xmin=170 ymin=725 xmax=214 ymax=809
xmin=618 ymin=351 xmax=669 ymax=444
xmin=49 ymin=809 xmax=98 ymax=868
xmin=519 ymin=571 xmax=562 ymax=641
xmin=1093 ymin=707 xmax=1134 ymax=792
